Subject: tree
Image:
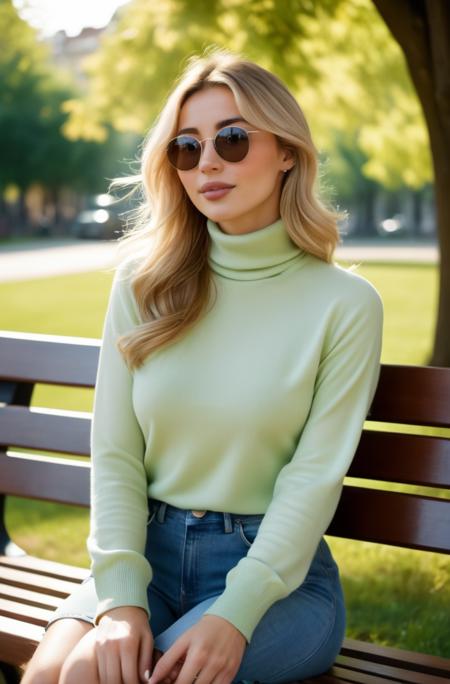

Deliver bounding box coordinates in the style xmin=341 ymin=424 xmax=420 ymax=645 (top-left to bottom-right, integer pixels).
xmin=0 ymin=0 xmax=136 ymax=234
xmin=371 ymin=0 xmax=449 ymax=366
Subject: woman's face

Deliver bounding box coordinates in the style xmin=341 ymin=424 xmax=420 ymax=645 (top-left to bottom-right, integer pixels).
xmin=173 ymin=86 xmax=294 ymax=235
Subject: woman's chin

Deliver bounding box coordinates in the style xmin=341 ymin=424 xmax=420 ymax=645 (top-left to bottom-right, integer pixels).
xmin=200 ymin=206 xmax=243 ymax=225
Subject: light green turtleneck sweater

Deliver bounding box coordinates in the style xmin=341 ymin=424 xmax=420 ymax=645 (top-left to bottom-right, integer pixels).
xmin=87 ymin=217 xmax=383 ymax=643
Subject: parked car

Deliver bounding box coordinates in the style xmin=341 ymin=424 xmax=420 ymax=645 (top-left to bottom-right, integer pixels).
xmin=71 ymin=194 xmax=125 ymax=240
xmin=377 ymin=213 xmax=410 ymax=238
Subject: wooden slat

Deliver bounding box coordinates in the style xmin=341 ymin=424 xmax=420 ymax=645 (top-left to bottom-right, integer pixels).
xmin=368 ymin=365 xmax=450 ymax=428
xmin=0 ymin=567 xmax=83 ymax=598
xmin=0 ymin=452 xmax=90 ymax=505
xmin=319 ymin=666 xmax=388 ymax=683
xmin=0 ymin=598 xmax=54 ymax=626
xmin=327 ymin=487 xmax=450 ymax=553
xmin=0 ymin=583 xmax=62 ymax=610
xmin=302 ymin=675 xmax=349 ymax=683
xmin=335 ymin=654 xmax=449 ymax=683
xmin=341 ymin=638 xmax=450 ymax=677
xmin=0 ymin=615 xmax=44 ymax=665
xmin=0 ymin=332 xmax=99 ymax=387
xmin=329 ymin=665 xmax=450 ymax=684
xmin=0 ymin=406 xmax=91 ymax=455
xmin=0 ymin=555 xmax=89 ymax=582
xmin=349 ymin=431 xmax=450 ymax=487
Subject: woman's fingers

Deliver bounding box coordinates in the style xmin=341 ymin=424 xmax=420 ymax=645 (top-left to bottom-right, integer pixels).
xmin=171 ymin=652 xmax=207 ymax=684
xmin=122 ymin=637 xmax=144 ymax=684
xmin=149 ymin=638 xmax=187 ymax=684
xmin=138 ymin=631 xmax=154 ymax=681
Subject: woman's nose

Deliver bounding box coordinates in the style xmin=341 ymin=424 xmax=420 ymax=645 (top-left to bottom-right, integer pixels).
xmin=198 ymin=138 xmax=222 ymax=171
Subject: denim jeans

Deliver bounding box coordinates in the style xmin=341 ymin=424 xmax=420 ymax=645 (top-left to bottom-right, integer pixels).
xmin=47 ymin=498 xmax=346 ymax=682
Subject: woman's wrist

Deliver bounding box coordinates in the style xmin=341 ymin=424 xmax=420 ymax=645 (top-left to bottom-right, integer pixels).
xmin=98 ymin=605 xmax=149 ymax=623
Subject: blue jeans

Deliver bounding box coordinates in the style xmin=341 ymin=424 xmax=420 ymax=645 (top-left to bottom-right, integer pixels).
xmin=47 ymin=498 xmax=346 ymax=682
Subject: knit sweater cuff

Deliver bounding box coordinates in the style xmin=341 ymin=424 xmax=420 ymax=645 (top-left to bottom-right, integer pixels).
xmin=93 ymin=561 xmax=151 ymax=625
xmin=202 ymin=557 xmax=288 ymax=643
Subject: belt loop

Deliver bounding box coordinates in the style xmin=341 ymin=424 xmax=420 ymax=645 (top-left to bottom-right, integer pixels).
xmin=223 ymin=512 xmax=233 ymax=533
xmin=156 ymin=501 xmax=167 ymax=523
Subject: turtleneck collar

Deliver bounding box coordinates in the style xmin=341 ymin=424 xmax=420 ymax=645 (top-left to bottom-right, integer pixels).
xmin=206 ymin=217 xmax=307 ymax=280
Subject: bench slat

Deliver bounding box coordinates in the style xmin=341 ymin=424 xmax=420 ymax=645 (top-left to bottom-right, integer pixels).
xmin=335 ymin=654 xmax=449 ymax=683
xmin=0 ymin=555 xmax=89 ymax=582
xmin=327 ymin=665 xmax=411 ymax=682
xmin=302 ymin=675 xmax=349 ymax=683
xmin=0 ymin=452 xmax=90 ymax=505
xmin=0 ymin=333 xmax=99 ymax=387
xmin=1 ymin=567 xmax=83 ymax=597
xmin=312 ymin=665 xmax=386 ymax=684
xmin=349 ymin=431 xmax=450 ymax=487
xmin=0 ymin=615 xmax=44 ymax=666
xmin=0 ymin=406 xmax=91 ymax=455
xmin=341 ymin=638 xmax=450 ymax=676
xmin=0 ymin=583 xmax=62 ymax=609
xmin=0 ymin=598 xmax=54 ymax=626
xmin=327 ymin=487 xmax=450 ymax=552
xmin=368 ymin=365 xmax=450 ymax=428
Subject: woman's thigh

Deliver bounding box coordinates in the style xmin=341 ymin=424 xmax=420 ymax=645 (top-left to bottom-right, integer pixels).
xmin=235 ymin=540 xmax=346 ymax=682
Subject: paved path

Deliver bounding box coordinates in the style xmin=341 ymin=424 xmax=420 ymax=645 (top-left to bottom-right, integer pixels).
xmin=0 ymin=239 xmax=122 ymax=282
xmin=0 ymin=237 xmax=439 ymax=282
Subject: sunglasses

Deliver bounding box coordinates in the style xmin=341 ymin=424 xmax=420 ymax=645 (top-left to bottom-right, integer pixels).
xmin=167 ymin=126 xmax=261 ymax=171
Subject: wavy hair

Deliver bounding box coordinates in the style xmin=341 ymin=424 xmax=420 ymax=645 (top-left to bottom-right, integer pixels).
xmin=110 ymin=47 xmax=345 ymax=370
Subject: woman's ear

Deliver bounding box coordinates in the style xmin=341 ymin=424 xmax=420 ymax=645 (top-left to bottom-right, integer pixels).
xmin=281 ymin=146 xmax=296 ymax=172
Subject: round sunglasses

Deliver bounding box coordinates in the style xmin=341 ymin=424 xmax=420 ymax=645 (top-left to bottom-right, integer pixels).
xmin=167 ymin=126 xmax=261 ymax=171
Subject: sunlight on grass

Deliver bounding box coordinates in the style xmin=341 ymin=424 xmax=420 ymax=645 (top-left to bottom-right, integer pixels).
xmin=336 ymin=260 xmax=438 ymax=366
xmin=327 ymin=536 xmax=450 ymax=656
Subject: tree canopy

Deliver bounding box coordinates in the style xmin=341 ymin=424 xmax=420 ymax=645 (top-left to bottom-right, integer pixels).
xmin=63 ymin=0 xmax=431 ymax=192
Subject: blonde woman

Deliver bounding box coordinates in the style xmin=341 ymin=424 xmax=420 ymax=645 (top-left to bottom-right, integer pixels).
xmin=22 ymin=48 xmax=383 ymax=684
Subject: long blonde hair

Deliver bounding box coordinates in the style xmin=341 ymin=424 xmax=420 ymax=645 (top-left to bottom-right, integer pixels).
xmin=111 ymin=47 xmax=345 ymax=370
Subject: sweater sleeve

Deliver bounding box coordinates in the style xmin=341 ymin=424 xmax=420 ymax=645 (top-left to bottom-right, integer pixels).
xmin=86 ymin=258 xmax=152 ymax=625
xmin=203 ymin=279 xmax=384 ymax=643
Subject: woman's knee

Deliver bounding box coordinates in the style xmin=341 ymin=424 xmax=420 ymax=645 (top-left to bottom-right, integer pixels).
xmin=59 ymin=656 xmax=98 ymax=684
xmin=20 ymin=618 xmax=93 ymax=684
xmin=58 ymin=628 xmax=99 ymax=684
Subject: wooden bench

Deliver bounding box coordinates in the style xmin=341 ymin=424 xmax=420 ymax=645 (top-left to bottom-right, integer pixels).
xmin=0 ymin=330 xmax=449 ymax=683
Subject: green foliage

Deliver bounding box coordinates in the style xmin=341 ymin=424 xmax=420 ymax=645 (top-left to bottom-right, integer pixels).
xmin=63 ymin=0 xmax=431 ymax=193
xmin=63 ymin=0 xmax=343 ymax=136
xmin=0 ymin=0 xmax=138 ymax=197
xmin=296 ymin=0 xmax=432 ymax=189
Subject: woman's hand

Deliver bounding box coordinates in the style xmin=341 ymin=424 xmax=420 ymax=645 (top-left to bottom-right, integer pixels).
xmin=148 ymin=615 xmax=247 ymax=684
xmin=95 ymin=605 xmax=154 ymax=683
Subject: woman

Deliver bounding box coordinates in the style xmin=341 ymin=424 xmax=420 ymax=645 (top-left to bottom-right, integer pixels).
xmin=22 ymin=47 xmax=383 ymax=684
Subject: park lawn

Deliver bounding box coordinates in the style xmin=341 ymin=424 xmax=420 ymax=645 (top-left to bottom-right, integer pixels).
xmin=1 ymin=261 xmax=449 ymax=657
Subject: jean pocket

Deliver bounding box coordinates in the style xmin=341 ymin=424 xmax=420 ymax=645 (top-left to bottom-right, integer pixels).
xmin=236 ymin=516 xmax=263 ymax=548
xmin=147 ymin=509 xmax=156 ymax=526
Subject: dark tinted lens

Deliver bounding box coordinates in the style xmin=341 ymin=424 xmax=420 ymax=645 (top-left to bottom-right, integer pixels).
xmin=167 ymin=135 xmax=201 ymax=170
xmin=215 ymin=127 xmax=249 ymax=162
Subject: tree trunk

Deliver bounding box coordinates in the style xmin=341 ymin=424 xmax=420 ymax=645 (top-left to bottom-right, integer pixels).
xmin=372 ymin=0 xmax=450 ymax=366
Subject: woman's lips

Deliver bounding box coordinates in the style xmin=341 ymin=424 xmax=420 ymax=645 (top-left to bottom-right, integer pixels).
xmin=199 ymin=183 xmax=235 ymax=201
xmin=202 ymin=187 xmax=234 ymax=200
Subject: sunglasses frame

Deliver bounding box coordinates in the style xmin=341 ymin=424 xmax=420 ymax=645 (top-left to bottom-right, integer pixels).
xmin=167 ymin=126 xmax=262 ymax=171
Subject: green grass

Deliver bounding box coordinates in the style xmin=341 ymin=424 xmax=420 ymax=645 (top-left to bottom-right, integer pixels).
xmin=1 ymin=261 xmax=449 ymax=658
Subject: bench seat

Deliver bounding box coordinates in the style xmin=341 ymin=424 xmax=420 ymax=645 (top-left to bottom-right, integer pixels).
xmin=2 ymin=550 xmax=449 ymax=683
xmin=1 ymin=332 xmax=449 ymax=682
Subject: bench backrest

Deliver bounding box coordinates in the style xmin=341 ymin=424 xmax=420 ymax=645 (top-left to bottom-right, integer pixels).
xmin=1 ymin=331 xmax=449 ymax=554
